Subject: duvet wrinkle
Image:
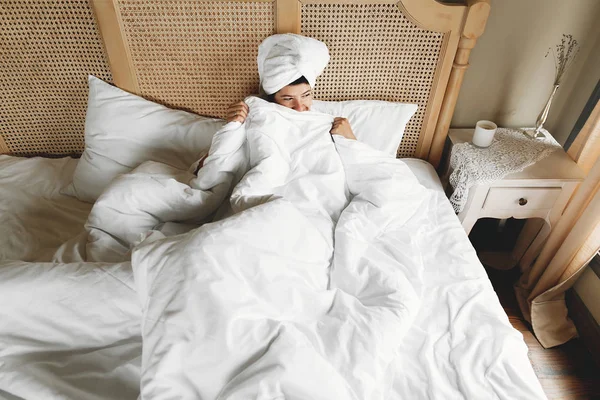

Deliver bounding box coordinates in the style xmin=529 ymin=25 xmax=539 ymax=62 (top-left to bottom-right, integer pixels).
xmin=85 ymin=226 xmax=130 ymax=248
xmin=220 ymin=323 xmax=286 ymax=387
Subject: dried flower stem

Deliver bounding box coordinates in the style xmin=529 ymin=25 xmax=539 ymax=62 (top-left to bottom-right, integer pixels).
xmin=546 ymin=34 xmax=580 ymax=86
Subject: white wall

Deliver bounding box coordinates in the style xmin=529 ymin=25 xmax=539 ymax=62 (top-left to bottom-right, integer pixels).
xmin=451 ymin=0 xmax=600 ymax=145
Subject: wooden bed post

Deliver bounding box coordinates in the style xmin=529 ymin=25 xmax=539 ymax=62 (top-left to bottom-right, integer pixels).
xmin=91 ymin=0 xmax=140 ymax=94
xmin=428 ymin=0 xmax=490 ymax=169
xmin=276 ymin=0 xmax=301 ymax=34
xmin=0 ymin=136 xmax=9 ymax=154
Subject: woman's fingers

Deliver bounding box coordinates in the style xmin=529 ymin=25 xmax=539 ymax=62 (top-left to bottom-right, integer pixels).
xmin=226 ymin=105 xmax=248 ymax=116
xmin=330 ymin=117 xmax=347 ymax=132
xmin=228 ymin=102 xmax=248 ymax=113
xmin=226 ymin=101 xmax=249 ymax=123
xmin=227 ymin=109 xmax=247 ymax=119
xmin=330 ymin=117 xmax=356 ymax=140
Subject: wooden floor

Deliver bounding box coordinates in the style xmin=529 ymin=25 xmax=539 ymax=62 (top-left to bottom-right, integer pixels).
xmin=485 ymin=266 xmax=600 ymax=400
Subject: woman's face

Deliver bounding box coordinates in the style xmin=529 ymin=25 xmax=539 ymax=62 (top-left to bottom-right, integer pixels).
xmin=273 ymin=83 xmax=313 ymax=112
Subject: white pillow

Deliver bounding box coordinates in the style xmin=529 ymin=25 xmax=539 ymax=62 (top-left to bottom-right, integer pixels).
xmin=311 ymin=100 xmax=417 ymax=156
xmin=63 ymin=76 xmax=224 ymax=202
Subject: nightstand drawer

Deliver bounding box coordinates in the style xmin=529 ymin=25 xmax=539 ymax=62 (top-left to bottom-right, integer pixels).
xmin=483 ymin=187 xmax=562 ymax=211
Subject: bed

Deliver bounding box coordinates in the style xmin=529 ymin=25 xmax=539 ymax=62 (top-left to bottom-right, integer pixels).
xmin=0 ymin=0 xmax=548 ymax=399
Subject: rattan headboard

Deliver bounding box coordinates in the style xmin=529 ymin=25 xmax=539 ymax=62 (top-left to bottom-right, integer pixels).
xmin=0 ymin=0 xmax=490 ymax=167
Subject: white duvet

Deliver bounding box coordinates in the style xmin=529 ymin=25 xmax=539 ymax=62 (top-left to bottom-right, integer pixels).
xmin=0 ymin=98 xmax=546 ymax=399
xmin=130 ymin=98 xmax=428 ymax=399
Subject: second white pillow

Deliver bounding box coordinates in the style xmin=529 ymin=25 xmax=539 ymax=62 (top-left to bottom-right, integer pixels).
xmin=311 ymin=99 xmax=417 ymax=156
xmin=64 ymin=76 xmax=224 ymax=203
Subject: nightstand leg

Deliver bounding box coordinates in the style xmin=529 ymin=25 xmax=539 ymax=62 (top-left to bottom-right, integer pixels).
xmin=457 ymin=186 xmax=488 ymax=236
xmin=498 ymin=218 xmax=508 ymax=232
xmin=461 ymin=215 xmax=479 ymax=236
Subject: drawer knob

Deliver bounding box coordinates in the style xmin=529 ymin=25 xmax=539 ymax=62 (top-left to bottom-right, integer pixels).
xmin=518 ymin=198 xmax=528 ymax=206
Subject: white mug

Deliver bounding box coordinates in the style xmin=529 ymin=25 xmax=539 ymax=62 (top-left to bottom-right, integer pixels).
xmin=472 ymin=120 xmax=497 ymax=148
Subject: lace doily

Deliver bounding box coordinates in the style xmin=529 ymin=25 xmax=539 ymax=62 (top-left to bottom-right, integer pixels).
xmin=449 ymin=128 xmax=561 ymax=213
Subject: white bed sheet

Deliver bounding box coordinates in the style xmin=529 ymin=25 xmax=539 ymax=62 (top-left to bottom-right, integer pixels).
xmin=0 ymin=155 xmax=92 ymax=262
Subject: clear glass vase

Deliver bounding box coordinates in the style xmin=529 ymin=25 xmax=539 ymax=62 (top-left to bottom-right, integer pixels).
xmin=532 ymin=84 xmax=559 ymax=139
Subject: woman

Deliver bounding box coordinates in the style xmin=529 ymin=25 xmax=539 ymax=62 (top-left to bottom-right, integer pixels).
xmin=226 ymin=34 xmax=356 ymax=141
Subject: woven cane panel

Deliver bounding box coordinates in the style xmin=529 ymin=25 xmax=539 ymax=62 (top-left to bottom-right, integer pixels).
xmin=302 ymin=3 xmax=444 ymax=157
xmin=0 ymin=0 xmax=112 ymax=155
xmin=117 ymin=0 xmax=276 ymax=119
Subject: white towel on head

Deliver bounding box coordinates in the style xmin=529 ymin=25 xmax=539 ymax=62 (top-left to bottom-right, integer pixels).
xmin=257 ymin=34 xmax=330 ymax=95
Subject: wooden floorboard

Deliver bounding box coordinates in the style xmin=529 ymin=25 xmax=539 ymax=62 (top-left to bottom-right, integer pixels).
xmin=484 ymin=266 xmax=600 ymax=400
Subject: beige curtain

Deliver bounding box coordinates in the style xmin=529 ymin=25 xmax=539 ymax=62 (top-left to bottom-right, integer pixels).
xmin=515 ymin=101 xmax=600 ymax=348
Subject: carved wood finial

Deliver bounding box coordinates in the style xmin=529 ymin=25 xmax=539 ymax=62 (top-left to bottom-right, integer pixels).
xmin=464 ymin=0 xmax=491 ymax=39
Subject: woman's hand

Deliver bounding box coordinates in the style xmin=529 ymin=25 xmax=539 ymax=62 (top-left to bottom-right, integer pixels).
xmin=226 ymin=101 xmax=249 ymax=123
xmin=330 ymin=117 xmax=356 ymax=140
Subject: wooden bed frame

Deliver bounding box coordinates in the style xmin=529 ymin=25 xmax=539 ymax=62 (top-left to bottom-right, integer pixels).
xmin=0 ymin=0 xmax=489 ymax=168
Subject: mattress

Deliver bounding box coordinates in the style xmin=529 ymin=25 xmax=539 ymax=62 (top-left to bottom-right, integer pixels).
xmin=0 ymin=154 xmax=545 ymax=399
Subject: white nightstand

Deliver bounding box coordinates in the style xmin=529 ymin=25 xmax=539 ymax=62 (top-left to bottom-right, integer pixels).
xmin=442 ymin=128 xmax=585 ymax=270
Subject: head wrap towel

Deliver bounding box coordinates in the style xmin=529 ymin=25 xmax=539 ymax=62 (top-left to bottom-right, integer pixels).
xmin=257 ymin=34 xmax=330 ymax=95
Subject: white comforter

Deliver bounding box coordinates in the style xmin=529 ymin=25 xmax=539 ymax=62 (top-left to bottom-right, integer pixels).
xmin=130 ymin=98 xmax=427 ymax=399
xmin=0 ymin=98 xmax=546 ymax=399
